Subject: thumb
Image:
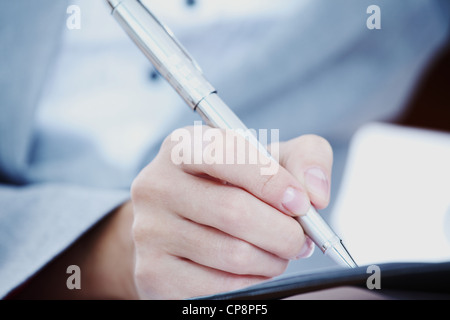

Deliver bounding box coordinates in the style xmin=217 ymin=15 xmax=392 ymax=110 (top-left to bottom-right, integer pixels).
xmin=273 ymin=135 xmax=333 ymax=210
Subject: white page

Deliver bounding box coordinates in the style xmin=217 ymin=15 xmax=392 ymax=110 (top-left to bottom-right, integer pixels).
xmin=331 ymin=123 xmax=450 ymax=266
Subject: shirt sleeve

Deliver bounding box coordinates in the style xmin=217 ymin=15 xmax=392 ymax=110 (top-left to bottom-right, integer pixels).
xmin=0 ymin=183 xmax=129 ymax=298
xmin=0 ymin=1 xmax=131 ymax=298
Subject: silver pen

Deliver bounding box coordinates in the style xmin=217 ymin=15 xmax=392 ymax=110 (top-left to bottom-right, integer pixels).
xmin=106 ymin=0 xmax=358 ymax=268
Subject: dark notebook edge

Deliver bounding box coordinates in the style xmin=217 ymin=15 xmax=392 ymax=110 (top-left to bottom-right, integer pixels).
xmin=191 ymin=261 xmax=450 ymax=300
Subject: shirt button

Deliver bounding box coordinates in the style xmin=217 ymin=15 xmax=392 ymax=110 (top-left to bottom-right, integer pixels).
xmin=186 ymin=0 xmax=196 ymax=7
xmin=149 ymin=68 xmax=160 ymax=81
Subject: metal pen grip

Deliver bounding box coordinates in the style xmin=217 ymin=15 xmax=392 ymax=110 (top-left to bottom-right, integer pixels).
xmin=297 ymin=207 xmax=340 ymax=253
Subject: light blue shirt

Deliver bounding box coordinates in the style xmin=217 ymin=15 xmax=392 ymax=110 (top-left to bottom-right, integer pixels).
xmin=0 ymin=0 xmax=448 ymax=298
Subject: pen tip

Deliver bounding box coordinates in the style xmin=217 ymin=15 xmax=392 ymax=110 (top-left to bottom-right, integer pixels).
xmin=326 ymin=241 xmax=358 ymax=268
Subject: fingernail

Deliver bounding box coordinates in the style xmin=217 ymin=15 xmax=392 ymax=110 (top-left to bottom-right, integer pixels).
xmin=294 ymin=236 xmax=315 ymax=260
xmin=281 ymin=187 xmax=310 ymax=216
xmin=304 ymin=167 xmax=329 ymax=202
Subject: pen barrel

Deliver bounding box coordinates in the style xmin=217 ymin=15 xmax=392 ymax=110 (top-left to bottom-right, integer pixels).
xmin=108 ymin=0 xmax=216 ymax=110
xmin=296 ymin=207 xmax=340 ymax=253
xmin=196 ymin=93 xmax=274 ymax=163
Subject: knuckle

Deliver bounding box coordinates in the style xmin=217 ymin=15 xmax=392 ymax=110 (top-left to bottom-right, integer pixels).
xmin=298 ymin=134 xmax=333 ymax=158
xmin=130 ymin=166 xmax=159 ymax=203
xmin=266 ymin=259 xmax=289 ymax=278
xmin=134 ymin=256 xmax=164 ymax=298
xmin=259 ymin=173 xmax=278 ymax=200
xmin=130 ymin=174 xmax=148 ymax=203
xmin=131 ymin=216 xmax=152 ymax=244
xmin=221 ymin=238 xmax=288 ymax=277
xmin=130 ymin=190 xmax=167 ymax=246
xmin=279 ymin=221 xmax=305 ymax=259
xmin=224 ymin=239 xmax=255 ymax=273
xmin=131 ymin=216 xmax=167 ymax=261
xmin=217 ymin=191 xmax=247 ymax=229
xmin=131 ymin=160 xmax=174 ymax=205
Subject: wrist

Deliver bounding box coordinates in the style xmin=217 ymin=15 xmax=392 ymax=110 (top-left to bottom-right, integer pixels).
xmin=88 ymin=200 xmax=138 ymax=299
xmin=14 ymin=200 xmax=138 ymax=300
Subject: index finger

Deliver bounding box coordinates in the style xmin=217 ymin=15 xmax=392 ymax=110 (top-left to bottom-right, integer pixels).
xmin=172 ymin=127 xmax=311 ymax=217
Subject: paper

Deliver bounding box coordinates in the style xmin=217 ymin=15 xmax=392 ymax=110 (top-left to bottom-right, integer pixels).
xmin=331 ymin=122 xmax=450 ymax=266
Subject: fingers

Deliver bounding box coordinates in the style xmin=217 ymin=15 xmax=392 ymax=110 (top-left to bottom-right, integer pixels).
xmin=168 ymin=175 xmax=306 ymax=260
xmin=163 ymin=216 xmax=289 ymax=277
xmin=132 ymin=184 xmax=290 ymax=298
xmin=277 ymin=135 xmax=333 ymax=210
xmin=162 ymin=126 xmax=312 ymax=217
xmin=132 ymin=128 xmax=334 ymax=299
xmin=134 ymin=252 xmax=268 ymax=299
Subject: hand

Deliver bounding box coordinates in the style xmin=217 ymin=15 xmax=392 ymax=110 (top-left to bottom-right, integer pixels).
xmin=14 ymin=127 xmax=332 ymax=300
xmin=131 ymin=127 xmax=333 ymax=299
